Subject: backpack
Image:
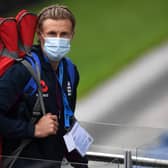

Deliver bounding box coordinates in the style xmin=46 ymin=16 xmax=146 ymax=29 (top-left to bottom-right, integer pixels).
xmin=0 ymin=9 xmax=39 ymax=163
xmin=0 ymin=9 xmax=37 ymax=76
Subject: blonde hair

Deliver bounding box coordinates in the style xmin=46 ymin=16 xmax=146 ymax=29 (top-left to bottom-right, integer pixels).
xmin=37 ymin=5 xmax=76 ymax=33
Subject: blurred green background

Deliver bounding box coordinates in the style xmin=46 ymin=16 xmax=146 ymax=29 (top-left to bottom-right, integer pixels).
xmin=1 ymin=0 xmax=168 ymax=98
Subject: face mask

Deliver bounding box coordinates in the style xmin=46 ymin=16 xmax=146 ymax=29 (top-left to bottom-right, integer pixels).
xmin=43 ymin=37 xmax=71 ymax=61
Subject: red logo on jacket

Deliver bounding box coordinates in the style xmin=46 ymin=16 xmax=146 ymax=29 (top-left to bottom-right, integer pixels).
xmin=40 ymin=80 xmax=48 ymax=93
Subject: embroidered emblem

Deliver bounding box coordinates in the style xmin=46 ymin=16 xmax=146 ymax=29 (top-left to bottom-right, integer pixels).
xmin=40 ymin=80 xmax=48 ymax=93
xmin=67 ymin=81 xmax=72 ymax=96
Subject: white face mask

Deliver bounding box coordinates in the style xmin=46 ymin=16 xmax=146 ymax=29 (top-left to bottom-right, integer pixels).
xmin=43 ymin=37 xmax=71 ymax=61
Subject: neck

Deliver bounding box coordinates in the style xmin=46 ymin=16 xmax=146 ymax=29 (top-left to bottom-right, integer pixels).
xmin=50 ymin=61 xmax=59 ymax=71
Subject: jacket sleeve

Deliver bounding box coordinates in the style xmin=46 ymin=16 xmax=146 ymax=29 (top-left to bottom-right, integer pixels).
xmin=0 ymin=62 xmax=35 ymax=139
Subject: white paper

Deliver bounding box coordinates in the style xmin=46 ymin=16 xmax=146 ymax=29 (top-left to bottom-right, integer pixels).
xmin=63 ymin=132 xmax=75 ymax=152
xmin=63 ymin=121 xmax=94 ymax=156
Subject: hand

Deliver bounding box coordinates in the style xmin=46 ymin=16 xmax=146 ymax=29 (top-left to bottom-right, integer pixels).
xmin=34 ymin=113 xmax=59 ymax=138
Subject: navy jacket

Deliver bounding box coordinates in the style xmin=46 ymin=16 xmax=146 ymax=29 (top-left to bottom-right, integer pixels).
xmin=0 ymin=45 xmax=88 ymax=167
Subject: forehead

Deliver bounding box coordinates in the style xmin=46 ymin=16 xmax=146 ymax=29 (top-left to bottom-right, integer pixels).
xmin=41 ymin=19 xmax=73 ymax=33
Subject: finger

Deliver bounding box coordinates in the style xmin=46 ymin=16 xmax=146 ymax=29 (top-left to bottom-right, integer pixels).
xmin=50 ymin=115 xmax=58 ymax=121
xmin=50 ymin=119 xmax=59 ymax=127
xmin=51 ymin=120 xmax=59 ymax=129
xmin=50 ymin=124 xmax=58 ymax=134
xmin=46 ymin=113 xmax=52 ymax=116
xmin=45 ymin=114 xmax=57 ymax=122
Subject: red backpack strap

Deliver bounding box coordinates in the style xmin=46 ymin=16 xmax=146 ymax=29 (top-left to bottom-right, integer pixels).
xmin=15 ymin=9 xmax=27 ymax=20
xmin=16 ymin=10 xmax=37 ymax=58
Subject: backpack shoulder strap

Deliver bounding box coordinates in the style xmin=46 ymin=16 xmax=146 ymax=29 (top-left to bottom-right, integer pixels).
xmin=21 ymin=52 xmax=46 ymax=116
xmin=23 ymin=52 xmax=41 ymax=95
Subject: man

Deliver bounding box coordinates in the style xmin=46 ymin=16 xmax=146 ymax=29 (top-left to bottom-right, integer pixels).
xmin=0 ymin=5 xmax=88 ymax=168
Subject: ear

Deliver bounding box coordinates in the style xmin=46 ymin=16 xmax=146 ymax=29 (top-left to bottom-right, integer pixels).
xmin=70 ymin=31 xmax=75 ymax=40
xmin=37 ymin=32 xmax=44 ymax=45
xmin=37 ymin=31 xmax=41 ymax=41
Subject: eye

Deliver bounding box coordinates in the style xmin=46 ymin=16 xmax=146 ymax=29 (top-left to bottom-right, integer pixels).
xmin=46 ymin=31 xmax=57 ymax=37
xmin=60 ymin=32 xmax=70 ymax=38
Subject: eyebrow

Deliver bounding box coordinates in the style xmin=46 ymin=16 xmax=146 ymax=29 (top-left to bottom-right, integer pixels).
xmin=47 ymin=31 xmax=57 ymax=35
